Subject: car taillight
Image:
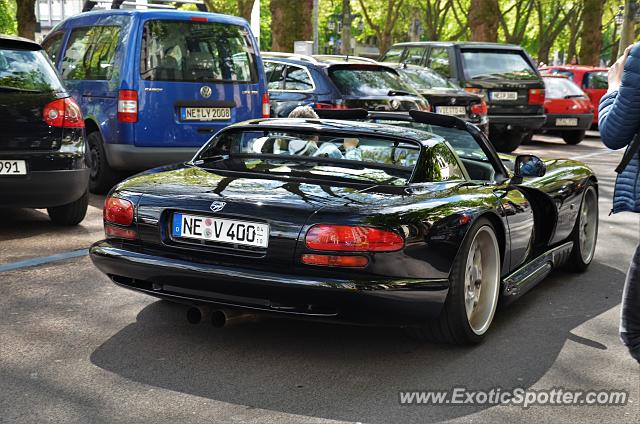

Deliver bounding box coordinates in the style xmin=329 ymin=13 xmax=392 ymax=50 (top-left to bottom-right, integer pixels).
xmin=301 ymin=254 xmax=368 ymax=267
xmin=262 ymin=92 xmax=270 ymax=118
xmin=118 ymin=89 xmax=138 ymax=123
xmin=42 ymin=97 xmax=84 ymax=128
xmin=104 ymin=196 xmax=134 ymax=226
xmin=470 ymin=100 xmax=488 ymax=116
xmin=305 ymin=224 xmax=404 ymax=252
xmin=528 ymin=88 xmax=545 ymax=105
xmin=314 ymin=102 xmax=349 ymax=110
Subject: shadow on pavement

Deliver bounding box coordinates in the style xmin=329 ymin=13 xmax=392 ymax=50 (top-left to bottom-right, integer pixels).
xmin=90 ymin=262 xmax=625 ymax=423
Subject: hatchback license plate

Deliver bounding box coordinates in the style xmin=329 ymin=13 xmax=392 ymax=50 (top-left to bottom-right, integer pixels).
xmin=491 ymin=91 xmax=518 ymax=101
xmin=0 ymin=160 xmax=26 ymax=175
xmin=556 ymin=118 xmax=578 ymax=126
xmin=172 ymin=213 xmax=269 ymax=248
xmin=435 ymin=106 xmax=467 ymax=116
xmin=181 ymin=107 xmax=231 ymax=121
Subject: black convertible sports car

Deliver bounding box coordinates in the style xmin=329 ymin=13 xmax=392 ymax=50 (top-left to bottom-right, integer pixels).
xmin=89 ymin=110 xmax=598 ymax=344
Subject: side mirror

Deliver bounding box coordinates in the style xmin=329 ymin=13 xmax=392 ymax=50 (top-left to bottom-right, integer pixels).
xmin=514 ymin=154 xmax=546 ymax=178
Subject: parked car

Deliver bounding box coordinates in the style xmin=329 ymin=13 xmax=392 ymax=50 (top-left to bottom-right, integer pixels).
xmin=90 ymin=110 xmax=598 ymax=345
xmin=262 ymin=54 xmax=429 ymax=117
xmin=539 ymin=65 xmax=607 ymax=127
xmin=380 ymin=42 xmax=546 ymax=152
xmin=41 ymin=5 xmax=268 ymax=193
xmin=0 ymin=35 xmax=88 ymax=225
xmin=537 ymin=75 xmax=594 ymax=145
xmin=390 ymin=63 xmax=488 ymax=133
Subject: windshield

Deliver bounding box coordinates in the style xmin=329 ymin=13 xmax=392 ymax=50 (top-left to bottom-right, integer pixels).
xmin=398 ymin=68 xmax=457 ymax=90
xmin=195 ymin=129 xmax=422 ymax=185
xmin=462 ymin=50 xmax=538 ymax=81
xmin=140 ymin=20 xmax=258 ymax=83
xmin=328 ymin=66 xmax=419 ymax=97
xmin=543 ymin=77 xmax=586 ymax=99
xmin=0 ymin=48 xmax=64 ymax=92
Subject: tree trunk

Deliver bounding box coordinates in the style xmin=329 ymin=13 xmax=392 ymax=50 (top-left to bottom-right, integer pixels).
xmin=340 ymin=0 xmax=352 ymax=54
xmin=17 ymin=0 xmax=36 ymax=40
xmin=468 ymin=0 xmax=499 ymax=42
xmin=270 ymin=0 xmax=313 ymax=52
xmin=237 ymin=0 xmax=254 ymax=21
xmin=579 ymin=0 xmax=605 ymax=66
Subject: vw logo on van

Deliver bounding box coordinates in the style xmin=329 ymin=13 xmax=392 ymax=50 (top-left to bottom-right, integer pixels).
xmin=210 ymin=201 xmax=226 ymax=213
xmin=200 ymin=86 xmax=212 ymax=98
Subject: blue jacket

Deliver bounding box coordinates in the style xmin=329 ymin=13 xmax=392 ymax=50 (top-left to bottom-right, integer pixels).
xmin=599 ymin=44 xmax=640 ymax=213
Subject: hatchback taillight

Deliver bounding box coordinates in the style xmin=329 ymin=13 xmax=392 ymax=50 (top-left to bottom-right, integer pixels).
xmin=104 ymin=196 xmax=134 ymax=226
xmin=43 ymin=97 xmax=84 ymax=128
xmin=528 ymin=88 xmax=545 ymax=105
xmin=262 ymin=92 xmax=270 ymax=118
xmin=470 ymin=100 xmax=488 ymax=116
xmin=118 ymin=89 xmax=138 ymax=123
xmin=305 ymin=224 xmax=404 ymax=252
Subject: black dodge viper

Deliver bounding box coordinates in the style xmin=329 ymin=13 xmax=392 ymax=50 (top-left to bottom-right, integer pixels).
xmin=90 ymin=110 xmax=598 ymax=344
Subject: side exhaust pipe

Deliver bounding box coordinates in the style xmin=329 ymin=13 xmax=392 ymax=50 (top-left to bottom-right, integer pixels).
xmin=211 ymin=309 xmax=257 ymax=328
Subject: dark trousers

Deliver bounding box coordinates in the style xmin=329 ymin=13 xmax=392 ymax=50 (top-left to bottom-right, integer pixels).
xmin=621 ymin=243 xmax=640 ymax=363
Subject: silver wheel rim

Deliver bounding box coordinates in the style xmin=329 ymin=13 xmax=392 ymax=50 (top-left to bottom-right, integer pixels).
xmin=579 ymin=187 xmax=598 ymax=264
xmin=464 ymin=226 xmax=500 ymax=336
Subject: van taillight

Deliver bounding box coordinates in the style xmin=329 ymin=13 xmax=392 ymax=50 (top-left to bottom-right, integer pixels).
xmin=528 ymin=89 xmax=545 ymax=105
xmin=118 ymin=89 xmax=138 ymax=123
xmin=43 ymin=97 xmax=84 ymax=128
xmin=262 ymin=93 xmax=270 ymax=118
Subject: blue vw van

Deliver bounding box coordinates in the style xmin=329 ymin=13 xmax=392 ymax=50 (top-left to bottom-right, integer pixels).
xmin=42 ymin=7 xmax=268 ymax=192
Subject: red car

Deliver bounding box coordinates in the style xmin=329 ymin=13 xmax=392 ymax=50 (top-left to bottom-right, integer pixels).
xmin=538 ymin=75 xmax=594 ymax=145
xmin=539 ymin=65 xmax=607 ymax=126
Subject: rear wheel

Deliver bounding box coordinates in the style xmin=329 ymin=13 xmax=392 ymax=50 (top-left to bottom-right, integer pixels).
xmin=88 ymin=131 xmax=120 ymax=194
xmin=413 ymin=218 xmax=501 ymax=344
xmin=47 ymin=191 xmax=88 ymax=226
xmin=566 ymin=184 xmax=598 ymax=272
xmin=562 ymin=130 xmax=586 ymax=145
xmin=521 ymin=131 xmax=534 ymax=145
xmin=490 ymin=129 xmax=525 ymax=153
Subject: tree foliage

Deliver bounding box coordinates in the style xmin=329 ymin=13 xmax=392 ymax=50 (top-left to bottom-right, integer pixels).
xmin=0 ymin=0 xmax=16 ymax=36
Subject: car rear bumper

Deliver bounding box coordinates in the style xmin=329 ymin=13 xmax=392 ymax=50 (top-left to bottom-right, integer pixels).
xmin=89 ymin=240 xmax=450 ymax=326
xmin=0 ymin=168 xmax=89 ymax=208
xmin=105 ymin=144 xmax=199 ymax=171
xmin=489 ymin=114 xmax=547 ymax=130
xmin=541 ymin=113 xmax=593 ymax=131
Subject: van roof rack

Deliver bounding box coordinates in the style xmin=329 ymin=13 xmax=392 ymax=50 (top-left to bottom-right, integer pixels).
xmin=261 ymin=52 xmax=319 ymax=64
xmin=82 ymin=0 xmax=207 ymax=12
xmin=312 ymin=55 xmax=378 ymax=64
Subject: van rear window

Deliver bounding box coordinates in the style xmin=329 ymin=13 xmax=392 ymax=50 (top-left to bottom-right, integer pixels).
xmin=140 ymin=20 xmax=258 ymax=83
xmin=461 ymin=50 xmax=538 ymax=81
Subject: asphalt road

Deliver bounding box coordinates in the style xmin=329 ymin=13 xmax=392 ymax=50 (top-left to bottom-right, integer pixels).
xmin=1 ymin=131 xmax=639 ymax=424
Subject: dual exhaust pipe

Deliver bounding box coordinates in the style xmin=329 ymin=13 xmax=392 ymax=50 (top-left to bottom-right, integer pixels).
xmin=187 ymin=306 xmax=256 ymax=328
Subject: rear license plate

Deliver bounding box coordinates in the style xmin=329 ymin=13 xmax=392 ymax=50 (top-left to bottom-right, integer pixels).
xmin=556 ymin=118 xmax=578 ymax=126
xmin=0 ymin=160 xmax=26 ymax=175
xmin=172 ymin=213 xmax=269 ymax=248
xmin=435 ymin=106 xmax=467 ymax=116
xmin=491 ymin=91 xmax=518 ymax=101
xmin=181 ymin=107 xmax=231 ymax=121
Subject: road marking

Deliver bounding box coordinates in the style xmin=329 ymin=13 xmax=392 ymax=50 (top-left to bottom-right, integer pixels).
xmin=0 ymin=249 xmax=88 ymax=273
xmin=573 ymin=149 xmax=618 ymax=160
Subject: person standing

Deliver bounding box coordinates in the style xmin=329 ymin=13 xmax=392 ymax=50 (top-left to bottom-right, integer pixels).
xmin=599 ymin=44 xmax=640 ymax=363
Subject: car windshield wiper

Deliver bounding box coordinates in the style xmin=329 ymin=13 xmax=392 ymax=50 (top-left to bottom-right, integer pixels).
xmin=0 ymin=85 xmax=44 ymax=93
xmin=387 ymin=89 xmax=412 ymax=96
xmin=564 ymin=94 xmax=585 ymax=99
xmin=192 ymin=154 xmax=229 ymax=164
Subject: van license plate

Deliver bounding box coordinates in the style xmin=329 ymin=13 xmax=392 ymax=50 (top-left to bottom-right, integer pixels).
xmin=556 ymin=118 xmax=578 ymax=126
xmin=491 ymin=91 xmax=518 ymax=101
xmin=181 ymin=107 xmax=231 ymax=121
xmin=0 ymin=160 xmax=26 ymax=175
xmin=172 ymin=213 xmax=269 ymax=248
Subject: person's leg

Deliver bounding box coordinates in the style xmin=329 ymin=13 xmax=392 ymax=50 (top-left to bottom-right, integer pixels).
xmin=621 ymin=243 xmax=640 ymax=363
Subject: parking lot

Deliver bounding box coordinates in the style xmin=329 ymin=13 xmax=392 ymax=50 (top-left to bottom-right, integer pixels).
xmin=0 ymin=131 xmax=638 ymax=423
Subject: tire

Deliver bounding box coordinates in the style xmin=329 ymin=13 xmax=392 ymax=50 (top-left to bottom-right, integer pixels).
xmin=562 ymin=130 xmax=586 ymax=145
xmin=489 ymin=129 xmax=524 ymax=153
xmin=88 ymin=131 xmax=120 ymax=194
xmin=521 ymin=131 xmax=534 ymax=145
xmin=566 ymin=184 xmax=598 ymax=272
xmin=412 ymin=218 xmax=502 ymax=344
xmin=47 ymin=190 xmax=88 ymax=226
